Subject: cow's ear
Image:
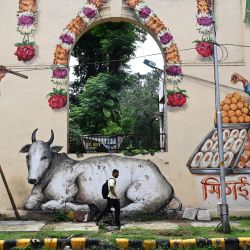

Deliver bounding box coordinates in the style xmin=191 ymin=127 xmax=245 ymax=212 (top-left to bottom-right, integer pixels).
xmin=51 ymin=146 xmax=63 ymax=152
xmin=20 ymin=144 xmax=31 ymax=153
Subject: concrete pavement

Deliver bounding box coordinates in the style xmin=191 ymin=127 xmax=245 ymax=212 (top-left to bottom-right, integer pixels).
xmin=0 ymin=220 xmax=245 ymax=232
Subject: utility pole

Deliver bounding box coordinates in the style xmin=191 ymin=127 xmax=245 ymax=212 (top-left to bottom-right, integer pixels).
xmin=212 ymin=0 xmax=230 ymax=233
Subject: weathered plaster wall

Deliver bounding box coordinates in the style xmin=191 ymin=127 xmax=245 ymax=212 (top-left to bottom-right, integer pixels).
xmin=0 ymin=0 xmax=249 ymax=216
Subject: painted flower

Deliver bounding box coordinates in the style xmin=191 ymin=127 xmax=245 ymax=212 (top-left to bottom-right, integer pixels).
xmin=18 ymin=14 xmax=34 ymax=26
xmin=17 ymin=11 xmax=36 ymax=34
xmin=167 ymin=89 xmax=187 ymax=107
xmin=78 ymin=4 xmax=97 ymax=25
xmin=60 ymin=33 xmax=74 ymax=45
xmin=52 ymin=68 xmax=68 ymax=79
xmin=15 ymin=44 xmax=35 ymax=62
xmin=83 ymin=7 xmax=96 ymax=18
xmin=165 ymin=65 xmax=182 ymax=76
xmin=197 ymin=16 xmax=213 ymax=26
xmin=139 ymin=7 xmax=151 ymax=18
xmin=195 ymin=41 xmax=213 ymax=57
xmin=159 ymin=32 xmax=173 ymax=45
xmin=48 ymin=94 xmax=67 ymax=109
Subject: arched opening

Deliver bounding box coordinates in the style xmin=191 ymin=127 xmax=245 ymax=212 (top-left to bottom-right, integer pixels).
xmin=49 ymin=0 xmax=182 ymax=154
xmin=68 ymin=21 xmax=165 ymax=154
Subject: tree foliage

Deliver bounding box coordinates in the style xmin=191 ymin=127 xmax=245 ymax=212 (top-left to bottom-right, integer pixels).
xmin=70 ymin=22 xmax=147 ymax=103
xmin=68 ymin=22 xmax=161 ymax=153
xmin=119 ymin=71 xmax=160 ymax=151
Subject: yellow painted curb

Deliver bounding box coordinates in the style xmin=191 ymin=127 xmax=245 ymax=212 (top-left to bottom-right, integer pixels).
xmin=143 ymin=240 xmax=156 ymax=249
xmin=17 ymin=239 xmax=30 ymax=248
xmin=0 ymin=240 xmax=4 ymax=250
xmin=71 ymin=238 xmax=86 ymax=250
xmin=239 ymin=237 xmax=250 ymax=248
xmin=44 ymin=238 xmax=57 ymax=250
xmin=211 ymin=238 xmax=225 ymax=250
xmin=116 ymin=238 xmax=129 ymax=249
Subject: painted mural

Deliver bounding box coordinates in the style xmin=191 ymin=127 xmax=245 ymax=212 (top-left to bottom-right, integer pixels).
xmin=187 ymin=90 xmax=250 ymax=175
xmin=186 ymin=75 xmax=250 ymax=210
xmin=20 ymin=129 xmax=180 ymax=215
xmin=197 ymin=175 xmax=250 ymax=210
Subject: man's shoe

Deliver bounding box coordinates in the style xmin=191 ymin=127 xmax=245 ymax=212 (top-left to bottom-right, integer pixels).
xmin=114 ymin=225 xmax=121 ymax=230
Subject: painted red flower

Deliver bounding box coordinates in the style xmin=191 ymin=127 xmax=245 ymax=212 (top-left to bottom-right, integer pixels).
xmin=15 ymin=45 xmax=35 ymax=62
xmin=48 ymin=95 xmax=67 ymax=109
xmin=167 ymin=92 xmax=187 ymax=107
xmin=195 ymin=41 xmax=213 ymax=57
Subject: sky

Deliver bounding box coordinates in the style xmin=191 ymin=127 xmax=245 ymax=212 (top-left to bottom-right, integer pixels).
xmin=69 ymin=34 xmax=164 ymax=81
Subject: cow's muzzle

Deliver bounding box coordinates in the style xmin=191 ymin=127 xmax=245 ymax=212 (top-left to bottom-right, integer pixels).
xmin=28 ymin=178 xmax=37 ymax=184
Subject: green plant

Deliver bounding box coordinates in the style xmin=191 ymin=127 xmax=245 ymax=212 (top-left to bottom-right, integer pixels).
xmin=52 ymin=209 xmax=69 ymax=222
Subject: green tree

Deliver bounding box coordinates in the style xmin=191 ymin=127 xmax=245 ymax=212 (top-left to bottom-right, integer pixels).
xmin=70 ymin=22 xmax=146 ymax=103
xmin=119 ymin=71 xmax=161 ymax=151
xmin=69 ymin=22 xmax=147 ymax=152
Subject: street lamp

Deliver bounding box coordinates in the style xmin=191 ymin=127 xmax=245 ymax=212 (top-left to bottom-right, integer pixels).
xmin=212 ymin=0 xmax=230 ymax=233
xmin=143 ymin=59 xmax=166 ymax=151
xmin=144 ymin=44 xmax=230 ymax=233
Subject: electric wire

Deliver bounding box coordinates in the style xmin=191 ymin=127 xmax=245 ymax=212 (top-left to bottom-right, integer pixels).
xmin=3 ymin=42 xmax=250 ymax=73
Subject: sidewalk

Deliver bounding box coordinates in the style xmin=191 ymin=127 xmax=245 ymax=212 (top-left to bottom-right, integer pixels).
xmin=0 ymin=220 xmax=243 ymax=232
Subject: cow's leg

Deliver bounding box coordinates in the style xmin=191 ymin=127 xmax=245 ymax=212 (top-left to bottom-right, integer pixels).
xmin=41 ymin=179 xmax=89 ymax=211
xmin=24 ymin=185 xmax=45 ymax=210
xmin=41 ymin=200 xmax=89 ymax=212
xmin=121 ymin=180 xmax=167 ymax=215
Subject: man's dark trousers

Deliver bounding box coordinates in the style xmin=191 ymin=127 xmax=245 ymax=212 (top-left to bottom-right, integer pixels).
xmin=96 ymin=198 xmax=120 ymax=226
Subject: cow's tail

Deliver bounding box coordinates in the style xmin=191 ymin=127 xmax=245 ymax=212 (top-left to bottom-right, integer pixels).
xmin=169 ymin=194 xmax=182 ymax=211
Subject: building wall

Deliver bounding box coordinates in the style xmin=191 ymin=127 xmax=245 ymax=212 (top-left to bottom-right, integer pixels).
xmin=0 ymin=0 xmax=249 ymax=216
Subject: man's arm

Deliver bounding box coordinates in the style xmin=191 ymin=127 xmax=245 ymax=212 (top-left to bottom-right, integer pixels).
xmin=110 ymin=186 xmax=118 ymax=198
xmin=231 ymin=73 xmax=249 ymax=86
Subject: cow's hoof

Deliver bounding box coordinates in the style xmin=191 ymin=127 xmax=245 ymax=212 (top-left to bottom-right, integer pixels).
xmin=24 ymin=202 xmax=37 ymax=210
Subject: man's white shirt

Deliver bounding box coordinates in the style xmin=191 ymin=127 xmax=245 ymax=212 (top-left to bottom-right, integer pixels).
xmin=108 ymin=178 xmax=117 ymax=199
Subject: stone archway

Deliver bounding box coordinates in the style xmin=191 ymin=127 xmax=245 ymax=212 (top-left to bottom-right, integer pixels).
xmin=48 ymin=0 xmax=182 ymax=110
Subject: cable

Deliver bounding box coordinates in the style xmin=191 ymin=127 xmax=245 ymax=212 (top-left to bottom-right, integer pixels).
xmin=4 ymin=42 xmax=250 ymax=72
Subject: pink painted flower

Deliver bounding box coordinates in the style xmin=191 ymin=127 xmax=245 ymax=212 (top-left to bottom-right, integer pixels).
xmin=83 ymin=7 xmax=96 ymax=18
xmin=197 ymin=16 xmax=213 ymax=26
xmin=165 ymin=66 xmax=182 ymax=76
xmin=160 ymin=32 xmax=173 ymax=44
xmin=52 ymin=68 xmax=68 ymax=79
xmin=60 ymin=34 xmax=74 ymax=45
xmin=18 ymin=15 xmax=34 ymax=26
xmin=139 ymin=7 xmax=151 ymax=18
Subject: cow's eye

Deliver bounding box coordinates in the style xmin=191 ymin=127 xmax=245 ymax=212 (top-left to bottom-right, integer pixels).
xmin=41 ymin=155 xmax=47 ymax=160
xmin=26 ymin=155 xmax=30 ymax=160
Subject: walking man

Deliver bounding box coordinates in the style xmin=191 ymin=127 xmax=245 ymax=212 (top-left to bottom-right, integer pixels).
xmin=96 ymin=169 xmax=121 ymax=229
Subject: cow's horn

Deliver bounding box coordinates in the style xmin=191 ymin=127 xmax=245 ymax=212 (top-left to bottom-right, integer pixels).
xmin=32 ymin=128 xmax=38 ymax=143
xmin=47 ymin=130 xmax=54 ymax=145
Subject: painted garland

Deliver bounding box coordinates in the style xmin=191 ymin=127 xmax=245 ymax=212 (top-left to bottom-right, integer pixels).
xmin=49 ymin=0 xmax=185 ymax=109
xmin=195 ymin=0 xmax=214 ymax=57
xmin=48 ymin=0 xmax=107 ymax=109
xmin=15 ymin=0 xmax=37 ymax=62
xmin=126 ymin=0 xmax=186 ymax=108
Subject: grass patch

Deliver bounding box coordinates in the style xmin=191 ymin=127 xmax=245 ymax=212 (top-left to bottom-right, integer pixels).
xmin=0 ymin=223 xmax=250 ymax=249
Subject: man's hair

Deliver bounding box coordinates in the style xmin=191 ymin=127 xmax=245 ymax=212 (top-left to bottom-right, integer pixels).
xmin=112 ymin=169 xmax=119 ymax=174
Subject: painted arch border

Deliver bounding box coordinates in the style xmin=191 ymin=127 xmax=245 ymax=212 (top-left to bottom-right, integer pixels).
xmin=48 ymin=0 xmax=183 ymax=110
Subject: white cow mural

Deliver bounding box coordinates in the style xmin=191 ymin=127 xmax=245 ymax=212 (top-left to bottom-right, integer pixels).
xmin=20 ymin=129 xmax=181 ymax=215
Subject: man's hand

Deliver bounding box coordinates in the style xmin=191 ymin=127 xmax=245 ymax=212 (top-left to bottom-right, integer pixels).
xmin=0 ymin=66 xmax=7 ymax=81
xmin=231 ymin=73 xmax=248 ymax=85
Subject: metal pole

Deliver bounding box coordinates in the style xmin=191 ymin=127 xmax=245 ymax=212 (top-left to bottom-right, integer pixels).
xmin=0 ymin=165 xmax=21 ymax=220
xmin=212 ymin=0 xmax=230 ymax=233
